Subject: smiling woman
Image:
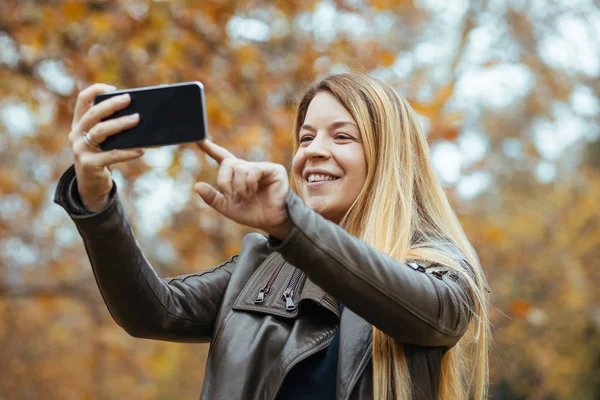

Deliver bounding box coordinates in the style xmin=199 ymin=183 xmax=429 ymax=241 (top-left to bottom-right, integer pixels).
xmin=54 ymin=72 xmax=490 ymax=400
xmin=292 ymin=91 xmax=367 ymax=222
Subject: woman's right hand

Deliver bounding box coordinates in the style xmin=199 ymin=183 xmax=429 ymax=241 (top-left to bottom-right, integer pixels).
xmin=69 ymin=83 xmax=145 ymax=212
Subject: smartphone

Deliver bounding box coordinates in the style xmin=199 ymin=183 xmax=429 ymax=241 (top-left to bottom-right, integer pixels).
xmin=93 ymin=81 xmax=208 ymax=151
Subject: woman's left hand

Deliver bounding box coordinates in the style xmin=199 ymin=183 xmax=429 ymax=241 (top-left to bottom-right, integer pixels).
xmin=193 ymin=139 xmax=292 ymax=240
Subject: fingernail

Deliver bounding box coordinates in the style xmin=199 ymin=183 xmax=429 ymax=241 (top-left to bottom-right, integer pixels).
xmin=129 ymin=113 xmax=139 ymax=121
xmin=119 ymin=93 xmax=130 ymax=101
xmin=108 ymin=85 xmax=117 ymax=91
xmin=136 ymin=148 xmax=144 ymax=154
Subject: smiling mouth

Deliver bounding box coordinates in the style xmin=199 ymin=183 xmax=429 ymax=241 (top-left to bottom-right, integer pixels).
xmin=306 ymin=174 xmax=340 ymax=183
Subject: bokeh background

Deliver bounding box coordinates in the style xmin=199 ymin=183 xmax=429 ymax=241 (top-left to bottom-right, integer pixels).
xmin=1 ymin=0 xmax=599 ymax=399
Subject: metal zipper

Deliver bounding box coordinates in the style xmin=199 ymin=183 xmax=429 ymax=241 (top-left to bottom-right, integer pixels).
xmin=255 ymin=259 xmax=286 ymax=304
xmin=269 ymin=328 xmax=338 ymax=400
xmin=446 ymin=280 xmax=463 ymax=329
xmin=281 ymin=268 xmax=304 ymax=311
xmin=322 ymin=294 xmax=340 ymax=316
xmin=410 ymin=262 xmax=445 ymax=320
xmin=425 ymin=274 xmax=444 ymax=320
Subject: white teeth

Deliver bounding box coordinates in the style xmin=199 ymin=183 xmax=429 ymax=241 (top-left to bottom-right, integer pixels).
xmin=307 ymin=174 xmax=338 ymax=182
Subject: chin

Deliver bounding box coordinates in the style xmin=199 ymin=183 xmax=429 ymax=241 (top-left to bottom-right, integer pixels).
xmin=305 ymin=198 xmax=341 ymax=222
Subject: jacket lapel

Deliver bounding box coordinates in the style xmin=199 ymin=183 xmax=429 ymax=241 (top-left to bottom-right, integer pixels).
xmin=337 ymin=307 xmax=373 ymax=399
xmin=298 ymin=277 xmax=340 ymax=318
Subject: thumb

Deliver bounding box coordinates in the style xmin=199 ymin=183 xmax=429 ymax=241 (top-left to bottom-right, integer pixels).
xmin=194 ymin=182 xmax=226 ymax=212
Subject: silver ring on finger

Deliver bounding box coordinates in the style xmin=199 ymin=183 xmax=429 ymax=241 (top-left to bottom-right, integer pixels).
xmin=83 ymin=131 xmax=101 ymax=149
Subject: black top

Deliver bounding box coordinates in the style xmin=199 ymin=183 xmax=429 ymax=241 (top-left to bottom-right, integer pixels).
xmin=276 ymin=303 xmax=343 ymax=399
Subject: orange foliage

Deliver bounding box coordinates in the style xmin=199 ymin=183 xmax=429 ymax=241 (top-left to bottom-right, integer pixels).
xmin=1 ymin=1 xmax=599 ymax=399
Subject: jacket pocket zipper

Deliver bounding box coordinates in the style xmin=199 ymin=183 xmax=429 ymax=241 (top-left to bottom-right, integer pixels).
xmin=281 ymin=268 xmax=304 ymax=311
xmin=255 ymin=259 xmax=286 ymax=304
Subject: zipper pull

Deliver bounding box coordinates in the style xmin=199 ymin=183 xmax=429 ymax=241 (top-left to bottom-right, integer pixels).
xmin=255 ymin=286 xmax=268 ymax=304
xmin=283 ymin=288 xmax=296 ymax=311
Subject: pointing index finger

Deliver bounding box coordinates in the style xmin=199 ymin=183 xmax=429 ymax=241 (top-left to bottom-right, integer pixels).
xmin=196 ymin=139 xmax=236 ymax=164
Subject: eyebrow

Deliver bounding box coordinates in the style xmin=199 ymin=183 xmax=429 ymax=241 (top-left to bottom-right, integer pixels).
xmin=300 ymin=121 xmax=358 ymax=132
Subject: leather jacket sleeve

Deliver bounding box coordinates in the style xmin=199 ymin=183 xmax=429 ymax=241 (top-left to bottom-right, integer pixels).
xmin=53 ymin=165 xmax=236 ymax=343
xmin=270 ymin=190 xmax=477 ymax=348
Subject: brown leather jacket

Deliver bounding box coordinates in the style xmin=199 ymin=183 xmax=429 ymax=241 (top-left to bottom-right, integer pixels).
xmin=54 ymin=165 xmax=475 ymax=400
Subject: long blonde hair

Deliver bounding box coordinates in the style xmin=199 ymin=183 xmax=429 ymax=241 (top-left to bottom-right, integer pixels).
xmin=291 ymin=73 xmax=490 ymax=399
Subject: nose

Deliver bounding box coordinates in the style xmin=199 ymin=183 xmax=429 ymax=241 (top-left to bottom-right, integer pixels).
xmin=304 ymin=133 xmax=331 ymax=160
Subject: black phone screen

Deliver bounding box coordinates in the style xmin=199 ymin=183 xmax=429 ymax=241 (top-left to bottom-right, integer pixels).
xmin=93 ymin=82 xmax=208 ymax=151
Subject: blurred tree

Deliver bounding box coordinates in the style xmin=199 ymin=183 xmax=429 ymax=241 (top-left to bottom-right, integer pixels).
xmin=0 ymin=0 xmax=598 ymax=398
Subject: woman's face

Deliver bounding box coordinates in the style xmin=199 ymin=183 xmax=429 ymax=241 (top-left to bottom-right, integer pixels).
xmin=292 ymin=91 xmax=368 ymax=222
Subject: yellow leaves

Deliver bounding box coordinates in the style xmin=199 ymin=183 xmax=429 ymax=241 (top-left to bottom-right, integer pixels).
xmin=235 ymin=44 xmax=261 ymax=65
xmin=0 ymin=166 xmax=19 ymax=194
xmin=410 ymin=82 xmax=468 ymax=140
xmin=1 ymin=0 xmax=600 ymax=398
xmin=149 ymin=347 xmax=177 ymax=376
xmin=371 ymin=0 xmax=403 ymax=11
xmin=61 ymin=1 xmax=87 ymax=22
xmin=89 ymin=52 xmax=121 ymax=85
xmin=98 ymin=326 xmax=133 ymax=353
xmin=379 ymin=50 xmax=397 ymax=67
xmin=275 ymin=0 xmax=317 ymax=16
xmin=38 ymin=293 xmax=58 ymax=313
xmin=369 ymin=0 xmax=416 ymax=13
xmin=234 ymin=124 xmax=264 ymax=151
xmin=12 ymin=25 xmax=46 ymax=50
xmin=482 ymin=225 xmax=505 ymax=244
xmin=166 ymin=156 xmax=181 ymax=178
xmin=509 ymin=299 xmax=531 ymax=319
xmin=88 ymin=13 xmax=115 ymax=36
xmin=426 ymin=111 xmax=463 ymax=140
xmin=206 ymin=98 xmax=234 ymax=130
xmin=412 ymin=84 xmax=454 ymax=114
xmin=161 ymin=39 xmax=186 ymax=66
xmin=434 ymin=84 xmax=455 ymax=106
xmin=148 ymin=6 xmax=170 ymax=31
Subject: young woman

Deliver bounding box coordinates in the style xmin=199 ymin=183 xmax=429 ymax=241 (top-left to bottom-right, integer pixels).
xmin=55 ymin=73 xmax=490 ymax=399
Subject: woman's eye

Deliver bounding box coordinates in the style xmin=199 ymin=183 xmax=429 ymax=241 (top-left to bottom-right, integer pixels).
xmin=335 ymin=133 xmax=352 ymax=140
xmin=300 ymin=136 xmax=313 ymax=143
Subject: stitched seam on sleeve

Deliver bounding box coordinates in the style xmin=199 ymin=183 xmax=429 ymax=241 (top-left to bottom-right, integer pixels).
xmin=168 ymin=255 xmax=238 ymax=284
xmin=135 ymin=254 xmax=236 ymax=326
xmin=138 ymin=268 xmax=216 ymax=326
xmin=292 ymin=225 xmax=462 ymax=337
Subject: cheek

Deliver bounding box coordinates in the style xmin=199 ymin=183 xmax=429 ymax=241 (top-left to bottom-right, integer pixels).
xmin=291 ymin=152 xmax=305 ymax=186
xmin=341 ymin=149 xmax=367 ymax=180
xmin=340 ymin=150 xmax=368 ymax=197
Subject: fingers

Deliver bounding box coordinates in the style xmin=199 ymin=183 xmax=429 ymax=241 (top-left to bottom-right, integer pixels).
xmin=194 ymin=182 xmax=226 ymax=212
xmin=197 ymin=139 xmax=283 ymax=202
xmin=74 ymin=83 xmax=117 ymax=123
xmin=77 ymin=93 xmax=132 ymax=135
xmin=217 ymin=159 xmax=235 ymax=197
xmin=84 ymin=112 xmax=140 ymax=149
xmin=196 ymin=139 xmax=236 ymax=164
xmin=216 ymin=159 xmax=264 ymax=201
xmin=246 ymin=167 xmax=261 ymax=196
xmin=232 ymin=165 xmax=249 ymax=200
xmin=77 ymin=148 xmax=145 ymax=170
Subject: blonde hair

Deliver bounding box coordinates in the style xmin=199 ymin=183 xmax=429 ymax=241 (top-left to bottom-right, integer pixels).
xmin=291 ymin=73 xmax=490 ymax=399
